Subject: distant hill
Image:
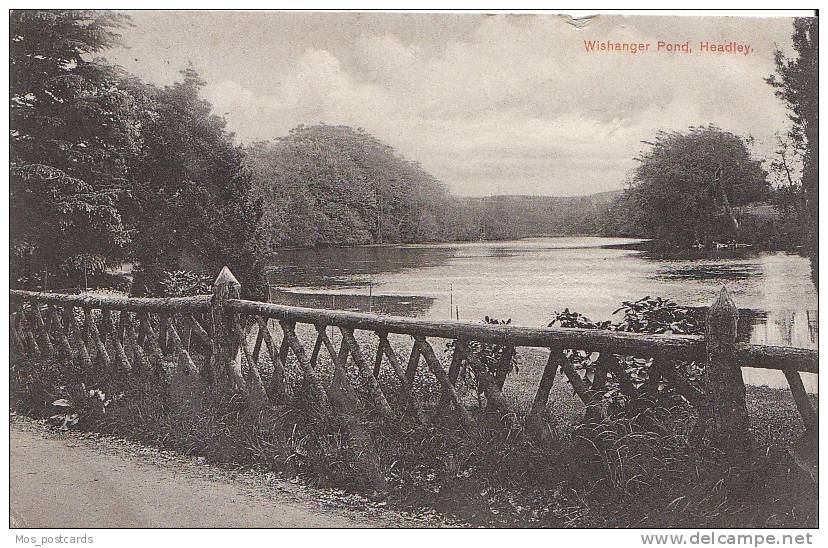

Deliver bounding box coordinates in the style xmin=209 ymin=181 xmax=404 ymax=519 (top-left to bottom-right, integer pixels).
xmin=457 ymin=189 xmax=624 ymax=240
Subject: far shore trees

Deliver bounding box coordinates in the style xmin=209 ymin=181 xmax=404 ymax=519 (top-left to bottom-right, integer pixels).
xmin=245 ymin=124 xmax=457 ymax=249
xmin=626 ymin=125 xmax=770 ymax=247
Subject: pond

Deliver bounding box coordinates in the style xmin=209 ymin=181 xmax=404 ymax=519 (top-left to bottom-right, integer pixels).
xmin=265 ymin=237 xmax=818 ymax=392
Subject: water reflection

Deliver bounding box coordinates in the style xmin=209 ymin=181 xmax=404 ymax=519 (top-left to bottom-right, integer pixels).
xmin=747 ymin=308 xmax=819 ymax=349
xmin=267 ymin=246 xmax=455 ymax=289
xmin=658 ymin=263 xmax=762 ymax=281
xmin=270 ymin=289 xmax=435 ymax=317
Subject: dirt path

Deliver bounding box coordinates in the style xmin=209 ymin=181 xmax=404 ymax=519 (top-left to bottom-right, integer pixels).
xmin=10 ymin=417 xmax=445 ymax=528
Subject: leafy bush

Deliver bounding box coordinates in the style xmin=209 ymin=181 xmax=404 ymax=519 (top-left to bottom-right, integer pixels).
xmin=49 ymin=386 xmax=122 ymax=430
xmin=614 ymin=296 xmax=704 ymax=334
xmin=159 ymin=270 xmax=213 ymax=297
xmin=550 ymin=296 xmax=705 ymax=414
xmin=445 ymin=316 xmax=520 ymax=400
xmin=130 ymin=266 xmax=212 ymax=297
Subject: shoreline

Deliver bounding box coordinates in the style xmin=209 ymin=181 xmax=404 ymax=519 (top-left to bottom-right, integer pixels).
xmin=267 ymin=236 xmax=801 ymax=256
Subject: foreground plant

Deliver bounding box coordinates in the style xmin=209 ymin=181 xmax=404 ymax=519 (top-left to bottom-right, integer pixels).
xmin=550 ymin=296 xmax=706 ymax=416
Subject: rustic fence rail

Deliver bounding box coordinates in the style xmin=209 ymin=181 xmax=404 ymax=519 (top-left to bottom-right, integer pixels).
xmin=9 ymin=266 xmax=818 ymax=459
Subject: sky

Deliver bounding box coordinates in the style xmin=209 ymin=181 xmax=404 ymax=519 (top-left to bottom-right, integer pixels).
xmin=107 ymin=12 xmax=801 ymax=197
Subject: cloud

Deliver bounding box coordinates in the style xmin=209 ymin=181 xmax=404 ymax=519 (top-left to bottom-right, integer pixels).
xmin=114 ymin=13 xmax=798 ymax=196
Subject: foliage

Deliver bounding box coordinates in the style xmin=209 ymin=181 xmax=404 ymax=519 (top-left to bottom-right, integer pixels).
xmin=593 ymin=189 xmax=648 ymax=238
xmin=126 ymin=69 xmax=265 ymax=298
xmin=9 ymin=10 xmax=139 ymax=179
xmin=10 ymin=11 xmax=266 ymax=296
xmin=130 ymin=268 xmax=215 ymax=298
xmin=455 ymin=192 xmax=621 ymax=241
xmin=246 ymin=124 xmax=458 ymax=249
xmin=248 ymin=132 xmax=628 ymax=246
xmin=626 ymin=125 xmax=770 ymax=246
xmin=767 ymin=18 xmax=818 ymax=286
xmin=445 ymin=317 xmax=521 ymax=398
xmin=9 ymin=10 xmax=137 ymax=287
xmin=613 ymin=296 xmax=703 ymax=334
xmin=550 ymin=297 xmax=705 ymax=413
xmin=159 ymin=270 xmax=213 ymax=297
xmin=48 ymin=386 xmax=121 ymax=430
xmin=10 ymin=165 xmax=128 ymax=287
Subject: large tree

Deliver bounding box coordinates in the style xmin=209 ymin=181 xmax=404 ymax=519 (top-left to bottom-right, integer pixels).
xmin=628 ymin=125 xmax=770 ymax=246
xmin=128 ymin=70 xmax=265 ymax=299
xmin=767 ymin=17 xmax=818 ymax=287
xmin=11 ymin=11 xmax=265 ymax=296
xmin=10 ymin=10 xmax=139 ymax=287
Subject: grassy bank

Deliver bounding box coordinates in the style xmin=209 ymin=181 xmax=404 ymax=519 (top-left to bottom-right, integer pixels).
xmin=9 ymin=334 xmax=817 ymax=528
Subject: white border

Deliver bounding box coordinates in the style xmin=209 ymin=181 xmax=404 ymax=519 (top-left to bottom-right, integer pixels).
xmin=3 ymin=5 xmax=823 ymax=546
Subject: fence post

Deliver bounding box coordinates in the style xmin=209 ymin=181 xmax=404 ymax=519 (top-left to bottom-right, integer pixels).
xmin=702 ymin=286 xmax=751 ymax=454
xmin=211 ymin=266 xmax=246 ymax=391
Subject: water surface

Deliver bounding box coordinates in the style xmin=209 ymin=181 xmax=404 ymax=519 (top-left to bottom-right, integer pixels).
xmin=267 ymin=237 xmax=818 ymax=392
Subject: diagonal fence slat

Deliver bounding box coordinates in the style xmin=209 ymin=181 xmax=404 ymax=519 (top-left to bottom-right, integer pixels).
xmin=414 ymin=336 xmax=475 ymax=430
xmin=377 ymin=333 xmax=426 ymax=422
xmin=527 ymin=346 xmax=564 ymax=441
xmin=124 ymin=312 xmax=148 ymax=375
xmin=437 ymin=338 xmax=467 ymax=413
xmin=30 ymin=304 xmax=55 ymax=356
xmin=166 ymin=315 xmax=197 ymax=376
xmin=65 ymin=306 xmax=92 ymax=370
xmin=87 ymin=309 xmax=112 ymax=369
xmin=254 ymin=316 xmax=287 ymax=404
xmin=104 ymin=309 xmax=132 ymax=371
xmin=372 ymin=339 xmax=384 ymax=379
xmin=560 ymin=357 xmax=595 ymax=408
xmin=19 ymin=308 xmax=41 ymax=357
xmin=10 ymin=312 xmax=28 ymax=357
xmin=405 ymin=343 xmax=421 ymax=384
xmin=784 ymin=370 xmax=817 ymax=433
xmin=251 ymin=324 xmax=265 ymax=363
xmin=339 ymin=327 xmax=394 ymax=419
xmin=139 ymin=312 xmax=164 ymax=376
xmin=233 ymin=316 xmax=269 ymax=405
xmin=377 ymin=334 xmax=409 ymax=387
xmin=280 ymin=320 xmax=328 ymax=407
xmin=493 ymin=345 xmax=516 ymax=390
xmin=309 ymin=331 xmax=323 ymax=368
xmin=316 ymin=325 xmax=360 ymax=405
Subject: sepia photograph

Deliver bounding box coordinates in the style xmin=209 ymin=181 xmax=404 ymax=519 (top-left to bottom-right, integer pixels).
xmin=6 ymin=6 xmax=820 ymax=537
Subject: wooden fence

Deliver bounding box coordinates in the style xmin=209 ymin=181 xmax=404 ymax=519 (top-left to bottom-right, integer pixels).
xmin=9 ymin=266 xmax=818 ymax=457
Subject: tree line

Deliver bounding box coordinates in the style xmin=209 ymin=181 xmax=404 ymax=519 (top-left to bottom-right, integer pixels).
xmin=244 ymin=125 xmax=625 ymax=249
xmin=10 ymin=10 xmax=819 ymax=294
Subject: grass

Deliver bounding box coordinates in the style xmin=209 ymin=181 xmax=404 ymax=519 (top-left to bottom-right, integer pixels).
xmin=9 ymin=329 xmax=818 ymax=528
